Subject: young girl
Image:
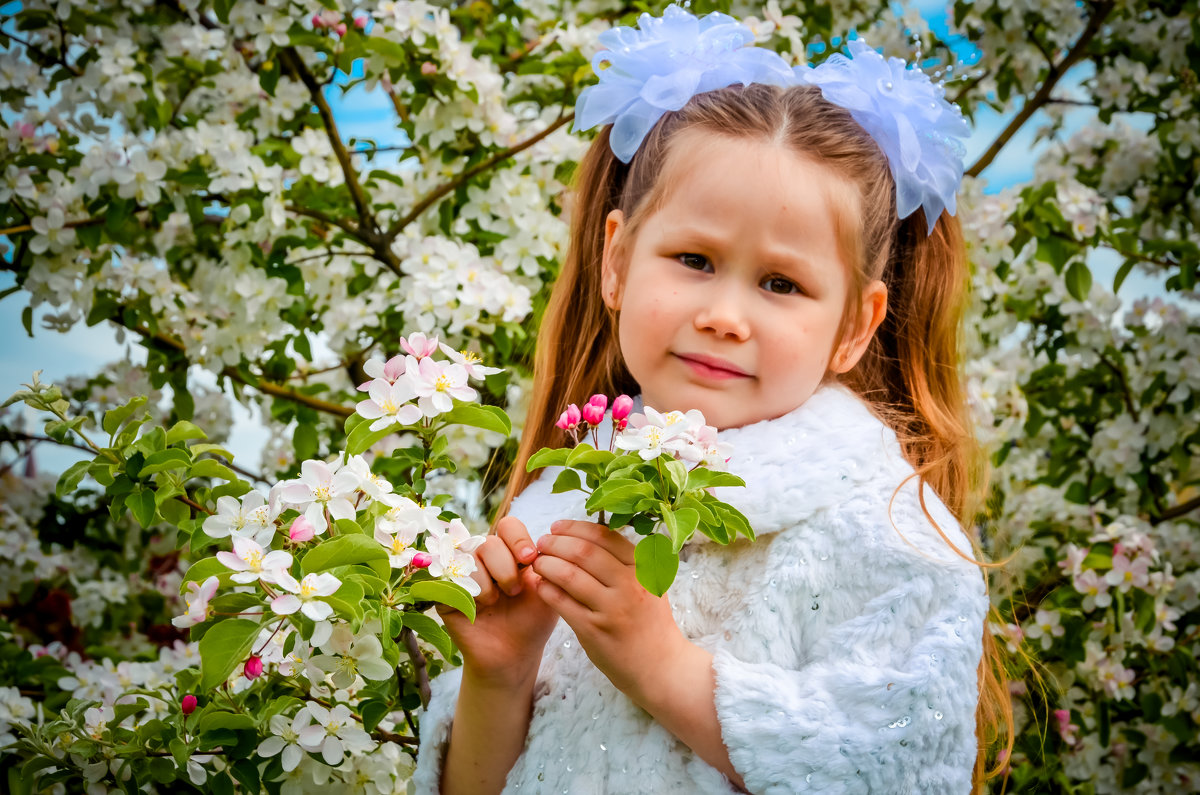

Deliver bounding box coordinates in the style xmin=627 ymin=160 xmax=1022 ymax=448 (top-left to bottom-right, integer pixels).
xmin=415 ymin=7 xmax=1009 ymax=793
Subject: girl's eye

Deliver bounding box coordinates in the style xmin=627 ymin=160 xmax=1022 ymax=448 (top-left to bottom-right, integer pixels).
xmin=676 ymin=253 xmax=711 ymax=272
xmin=763 ymin=275 xmax=801 ymax=295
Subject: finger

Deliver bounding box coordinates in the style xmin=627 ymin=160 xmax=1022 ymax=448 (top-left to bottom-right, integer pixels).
xmin=495 ymin=515 xmax=538 ymax=566
xmin=534 ymin=576 xmax=592 ymax=627
xmin=532 ymin=552 xmax=605 ymax=612
xmin=549 ymin=519 xmax=635 ymax=566
xmin=536 ymin=533 xmax=627 ymax=588
xmin=468 ymin=553 xmax=501 ymax=607
xmin=477 ymin=536 xmax=522 ymax=597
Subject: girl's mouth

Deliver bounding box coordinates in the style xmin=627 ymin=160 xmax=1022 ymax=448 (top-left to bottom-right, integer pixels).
xmin=674 ymin=353 xmax=752 ymax=380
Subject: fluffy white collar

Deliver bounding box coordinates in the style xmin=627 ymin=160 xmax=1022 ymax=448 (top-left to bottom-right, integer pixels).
xmin=512 ymin=384 xmax=916 ymax=544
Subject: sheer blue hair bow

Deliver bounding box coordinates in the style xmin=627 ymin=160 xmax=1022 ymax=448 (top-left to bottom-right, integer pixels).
xmin=796 ymin=39 xmax=970 ymax=235
xmin=572 ymin=4 xmax=795 ymax=163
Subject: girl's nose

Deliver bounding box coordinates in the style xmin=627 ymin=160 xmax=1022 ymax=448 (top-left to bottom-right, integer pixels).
xmin=693 ymin=290 xmax=751 ymax=340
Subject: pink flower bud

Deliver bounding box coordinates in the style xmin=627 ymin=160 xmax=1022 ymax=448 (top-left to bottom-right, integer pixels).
xmin=181 ymin=694 xmax=197 ymax=715
xmin=566 ymin=404 xmax=581 ymax=425
xmin=354 ymin=16 xmax=367 ymax=29
xmin=421 ymin=61 xmax=437 ymax=76
xmin=334 ymin=22 xmax=347 ymax=36
xmin=612 ymin=395 xmax=634 ymax=421
xmin=289 ymin=516 xmax=316 ymax=543
xmin=581 ymin=402 xmax=605 ymax=425
xmin=311 ymin=13 xmax=324 ymax=28
xmin=244 ymin=655 xmax=263 ymax=680
xmin=587 ymin=394 xmax=608 ymax=413
xmin=411 ymin=552 xmax=432 ymax=569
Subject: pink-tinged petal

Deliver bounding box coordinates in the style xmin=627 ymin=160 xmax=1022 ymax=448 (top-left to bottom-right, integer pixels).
xmin=302 ymin=601 xmax=333 ymax=621
xmin=271 ymin=595 xmax=301 ymax=615
xmin=369 ymin=416 xmax=397 ymax=432
xmin=279 ymin=482 xmax=314 ymax=503
xmin=199 ymin=576 xmax=220 ymax=600
xmin=396 ymin=404 xmax=423 ymax=424
xmin=303 ymin=504 xmax=328 ymax=534
xmin=383 ymin=355 xmax=405 ymax=381
xmin=216 ymin=551 xmax=246 ymax=571
xmin=231 ymin=535 xmax=260 ymax=558
xmin=356 ymin=400 xmax=385 ymax=420
xmin=356 ymin=380 xmax=372 ymax=392
xmin=261 ymin=551 xmax=292 ymax=570
xmin=312 ymin=573 xmax=342 ymax=595
xmin=272 ymin=569 xmax=300 ymax=593
xmin=300 ymin=459 xmax=332 ymax=485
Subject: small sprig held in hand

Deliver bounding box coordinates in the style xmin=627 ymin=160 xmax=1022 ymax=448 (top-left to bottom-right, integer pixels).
xmin=529 ymin=395 xmax=754 ymax=596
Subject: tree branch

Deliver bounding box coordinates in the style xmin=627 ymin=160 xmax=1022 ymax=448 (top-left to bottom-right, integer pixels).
xmin=0 ymin=28 xmax=81 ymax=76
xmin=966 ymin=1 xmax=1114 ymax=178
xmin=277 ymin=48 xmax=377 ymax=238
xmin=1152 ymin=494 xmax=1200 ymax=525
xmin=401 ymin=626 xmax=432 ymax=708
xmin=1096 ymin=353 xmax=1137 ymax=419
xmin=384 ymin=112 xmax=574 ymax=242
xmin=124 ymin=323 xmax=354 ymax=419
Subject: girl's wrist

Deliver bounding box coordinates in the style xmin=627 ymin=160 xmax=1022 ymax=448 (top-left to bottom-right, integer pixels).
xmin=462 ymin=656 xmax=542 ymax=691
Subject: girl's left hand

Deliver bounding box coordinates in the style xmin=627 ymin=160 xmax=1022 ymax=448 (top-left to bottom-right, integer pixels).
xmin=532 ymin=519 xmax=689 ymax=698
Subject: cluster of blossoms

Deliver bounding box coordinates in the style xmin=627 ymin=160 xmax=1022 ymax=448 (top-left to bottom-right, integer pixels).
xmin=555 ymin=394 xmax=733 ymax=470
xmin=355 ymin=332 xmax=501 ymax=432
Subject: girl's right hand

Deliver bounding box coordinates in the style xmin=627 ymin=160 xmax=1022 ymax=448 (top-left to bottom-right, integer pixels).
xmin=437 ymin=515 xmax=559 ymax=686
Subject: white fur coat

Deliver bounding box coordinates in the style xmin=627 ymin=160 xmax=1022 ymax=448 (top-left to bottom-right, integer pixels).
xmin=413 ymin=385 xmax=987 ymax=794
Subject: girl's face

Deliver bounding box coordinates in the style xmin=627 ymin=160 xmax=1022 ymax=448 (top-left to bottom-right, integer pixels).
xmin=601 ymin=130 xmax=887 ymax=430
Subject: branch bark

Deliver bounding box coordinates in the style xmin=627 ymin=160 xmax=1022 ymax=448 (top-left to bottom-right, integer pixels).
xmin=401 ymin=626 xmax=432 ymax=709
xmin=966 ymin=1 xmax=1115 ymax=178
xmin=1152 ymin=494 xmax=1200 ymax=525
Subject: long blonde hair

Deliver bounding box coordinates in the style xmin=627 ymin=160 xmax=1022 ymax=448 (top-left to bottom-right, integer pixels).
xmin=500 ymin=83 xmax=1012 ymax=788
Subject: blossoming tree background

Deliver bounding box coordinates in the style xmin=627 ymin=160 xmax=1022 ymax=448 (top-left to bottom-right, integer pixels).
xmin=0 ymin=0 xmax=1196 ymax=792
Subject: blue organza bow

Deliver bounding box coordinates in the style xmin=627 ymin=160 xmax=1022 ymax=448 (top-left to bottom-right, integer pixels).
xmin=797 ymin=39 xmax=970 ymax=235
xmin=573 ymin=4 xmax=795 ymax=163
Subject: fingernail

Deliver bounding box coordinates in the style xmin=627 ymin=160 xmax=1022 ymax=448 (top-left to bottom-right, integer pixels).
xmin=519 ymin=546 xmax=536 ymax=563
xmin=550 ymin=520 xmax=563 ymax=532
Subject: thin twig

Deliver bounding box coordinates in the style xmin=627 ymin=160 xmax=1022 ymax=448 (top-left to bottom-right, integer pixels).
xmin=966 ymin=1 xmax=1115 ymax=178
xmin=384 ymin=113 xmax=573 ymax=242
xmin=0 ymin=29 xmax=81 ymax=76
xmin=1096 ymin=353 xmax=1137 ymax=419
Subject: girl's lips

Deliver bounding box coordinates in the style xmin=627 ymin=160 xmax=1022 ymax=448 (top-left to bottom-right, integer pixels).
xmin=675 ymin=353 xmax=751 ymax=380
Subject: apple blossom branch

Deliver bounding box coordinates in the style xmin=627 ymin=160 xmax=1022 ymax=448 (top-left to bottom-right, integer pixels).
xmin=966 ymin=0 xmax=1114 ymax=178
xmin=382 ymin=112 xmax=575 ymax=243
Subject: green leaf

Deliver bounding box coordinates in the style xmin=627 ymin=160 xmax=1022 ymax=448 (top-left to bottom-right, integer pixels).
xmin=409 ymin=580 xmax=476 ymax=622
xmin=301 ymin=534 xmax=390 ymax=580
xmin=189 ymin=459 xmax=237 ymax=482
xmin=634 ymin=534 xmax=678 ymax=597
xmin=165 ymin=420 xmax=207 ymax=446
xmin=586 ymin=480 xmax=656 ymax=515
xmin=180 ymin=556 xmax=230 ymax=592
xmin=199 ymin=619 xmax=260 ymax=690
xmin=551 ymin=468 xmax=582 ymax=494
xmin=661 ymin=507 xmax=699 ymax=552
xmin=128 ymin=487 xmax=158 ymax=527
xmin=197 ymin=711 xmax=255 ymax=733
xmin=360 ymin=699 xmax=390 ymax=733
xmin=345 ymin=415 xmax=400 ymax=457
xmin=402 ymin=611 xmax=454 ymax=660
xmin=685 ymin=468 xmax=745 ymax=490
xmin=526 ymin=447 xmax=570 ymax=471
xmin=56 ymin=459 xmax=92 ymax=498
xmin=112 ymin=698 xmax=150 ymax=727
xmin=103 ymin=396 xmax=149 ymax=436
xmin=440 ymin=403 xmax=511 ymax=437
xmin=140 ymin=448 xmax=193 ymax=475
xmin=1064 ymin=261 xmax=1092 ymax=301
xmin=567 ymin=443 xmax=612 ymax=468
xmin=1112 ymin=257 xmax=1137 ymax=293
xmin=294 ymin=422 xmax=318 ymax=461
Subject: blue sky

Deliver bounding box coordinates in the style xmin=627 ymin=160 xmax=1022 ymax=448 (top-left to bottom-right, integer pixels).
xmin=0 ymin=3 xmax=1156 ymax=475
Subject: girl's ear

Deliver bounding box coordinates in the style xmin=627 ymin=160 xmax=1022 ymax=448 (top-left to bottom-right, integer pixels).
xmin=831 ymin=280 xmax=888 ymax=374
xmin=600 ymin=209 xmax=626 ymax=310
